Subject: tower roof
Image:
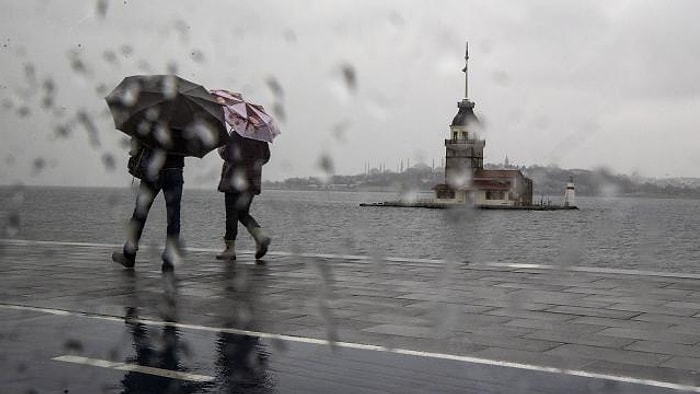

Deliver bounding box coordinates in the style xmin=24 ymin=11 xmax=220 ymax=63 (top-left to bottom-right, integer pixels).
xmin=451 ymin=99 xmax=479 ymax=127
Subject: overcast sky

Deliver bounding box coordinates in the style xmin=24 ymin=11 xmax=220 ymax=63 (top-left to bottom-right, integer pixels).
xmin=2 ymin=0 xmax=700 ymax=187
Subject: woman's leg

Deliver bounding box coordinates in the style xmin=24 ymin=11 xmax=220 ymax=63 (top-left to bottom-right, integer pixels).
xmin=224 ymin=192 xmax=242 ymax=240
xmin=236 ymin=193 xmax=260 ymax=229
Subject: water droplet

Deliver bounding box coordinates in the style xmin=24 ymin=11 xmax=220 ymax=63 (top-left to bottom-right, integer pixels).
xmin=102 ymin=153 xmax=116 ymax=171
xmin=271 ymin=102 xmax=286 ymax=123
xmin=55 ymin=124 xmax=72 ymax=138
xmin=153 ymin=123 xmax=173 ymax=148
xmin=185 ymin=119 xmax=218 ymax=149
xmin=5 ymin=212 xmax=20 ymax=237
xmin=77 ymin=110 xmax=100 ymax=147
xmin=190 ymin=50 xmax=205 ymax=63
xmin=120 ymin=45 xmax=133 ymax=57
xmin=340 ymin=64 xmax=357 ymax=93
xmin=161 ymin=75 xmax=178 ymax=99
xmin=63 ymin=339 xmax=84 ymax=354
xmin=23 ymin=63 xmax=36 ymax=85
xmin=17 ymin=106 xmax=30 ymax=117
xmin=95 ymin=0 xmax=108 ymax=18
xmin=32 ymin=158 xmax=46 ymax=175
xmin=166 ymin=61 xmax=178 ymax=75
xmin=95 ymin=83 xmax=108 ymax=96
xmin=67 ymin=51 xmax=89 ymax=76
xmin=102 ymin=50 xmax=118 ymax=64
xmin=266 ymin=77 xmax=284 ymax=100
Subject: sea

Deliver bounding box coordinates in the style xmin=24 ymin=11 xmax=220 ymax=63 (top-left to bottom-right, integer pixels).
xmin=2 ymin=186 xmax=700 ymax=274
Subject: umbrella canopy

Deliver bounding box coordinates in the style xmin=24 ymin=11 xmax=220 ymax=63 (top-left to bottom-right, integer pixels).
xmin=106 ymin=75 xmax=229 ymax=158
xmin=210 ymin=89 xmax=281 ymax=143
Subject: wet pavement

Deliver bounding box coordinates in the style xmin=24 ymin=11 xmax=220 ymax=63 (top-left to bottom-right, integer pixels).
xmin=2 ymin=239 xmax=700 ymax=393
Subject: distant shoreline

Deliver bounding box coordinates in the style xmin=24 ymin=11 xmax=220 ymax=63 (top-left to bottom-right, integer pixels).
xmin=1 ymin=184 xmax=700 ymax=200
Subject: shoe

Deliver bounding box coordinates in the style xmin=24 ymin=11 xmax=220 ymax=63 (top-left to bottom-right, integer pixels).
xmin=248 ymin=227 xmax=270 ymax=260
xmin=161 ymin=247 xmax=181 ymax=272
xmin=161 ymin=261 xmax=174 ymax=273
xmin=112 ymin=251 xmax=135 ymax=269
xmin=216 ymin=239 xmax=236 ymax=261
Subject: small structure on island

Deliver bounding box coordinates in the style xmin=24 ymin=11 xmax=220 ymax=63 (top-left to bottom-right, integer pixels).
xmin=360 ymin=42 xmax=576 ymax=211
xmin=563 ymin=177 xmax=576 ymax=207
xmin=432 ymin=42 xmax=533 ymax=207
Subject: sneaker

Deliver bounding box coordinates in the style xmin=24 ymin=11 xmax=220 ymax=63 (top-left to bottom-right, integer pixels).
xmin=112 ymin=251 xmax=135 ymax=269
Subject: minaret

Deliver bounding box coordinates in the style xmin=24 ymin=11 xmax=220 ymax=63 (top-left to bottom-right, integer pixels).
xmin=444 ymin=41 xmax=485 ymax=189
xmin=564 ymin=177 xmax=576 ymax=207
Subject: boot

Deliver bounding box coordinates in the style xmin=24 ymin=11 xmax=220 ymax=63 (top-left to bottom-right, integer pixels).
xmin=248 ymin=227 xmax=271 ymax=260
xmin=216 ymin=239 xmax=236 ymax=261
xmin=161 ymin=238 xmax=183 ymax=272
xmin=112 ymin=247 xmax=136 ymax=269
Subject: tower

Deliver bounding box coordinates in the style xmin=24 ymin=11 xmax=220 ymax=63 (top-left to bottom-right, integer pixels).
xmin=444 ymin=41 xmax=485 ymax=189
xmin=564 ymin=176 xmax=576 ymax=207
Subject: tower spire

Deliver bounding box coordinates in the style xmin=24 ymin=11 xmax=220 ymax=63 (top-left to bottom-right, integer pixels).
xmin=462 ymin=41 xmax=469 ymax=99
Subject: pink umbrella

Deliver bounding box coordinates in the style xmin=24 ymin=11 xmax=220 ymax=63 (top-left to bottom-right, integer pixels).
xmin=210 ymin=89 xmax=281 ymax=143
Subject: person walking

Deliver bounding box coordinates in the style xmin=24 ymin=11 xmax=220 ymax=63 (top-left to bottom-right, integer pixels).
xmin=216 ymin=130 xmax=271 ymax=261
xmin=112 ymin=140 xmax=185 ymax=272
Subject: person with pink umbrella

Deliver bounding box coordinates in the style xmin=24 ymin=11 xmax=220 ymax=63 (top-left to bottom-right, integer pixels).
xmin=211 ymin=90 xmax=280 ymax=261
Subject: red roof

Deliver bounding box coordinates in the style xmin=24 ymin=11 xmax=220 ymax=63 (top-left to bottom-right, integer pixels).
xmin=472 ymin=179 xmax=511 ymax=190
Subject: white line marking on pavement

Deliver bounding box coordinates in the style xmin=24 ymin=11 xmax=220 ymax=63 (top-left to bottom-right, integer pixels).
xmin=52 ymin=355 xmax=214 ymax=382
xmin=4 ymin=237 xmax=700 ymax=279
xmin=2 ymin=303 xmax=699 ymax=392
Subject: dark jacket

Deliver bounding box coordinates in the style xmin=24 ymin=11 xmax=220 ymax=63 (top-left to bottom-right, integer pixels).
xmin=217 ymin=132 xmax=270 ymax=195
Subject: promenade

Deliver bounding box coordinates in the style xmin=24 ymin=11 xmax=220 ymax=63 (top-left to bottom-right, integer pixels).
xmin=2 ymin=238 xmax=700 ymax=393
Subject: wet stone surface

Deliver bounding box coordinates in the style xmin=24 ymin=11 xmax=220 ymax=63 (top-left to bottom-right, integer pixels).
xmin=1 ymin=239 xmax=700 ymax=392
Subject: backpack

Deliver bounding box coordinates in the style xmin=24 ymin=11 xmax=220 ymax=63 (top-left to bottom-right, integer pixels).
xmin=127 ymin=140 xmax=152 ymax=180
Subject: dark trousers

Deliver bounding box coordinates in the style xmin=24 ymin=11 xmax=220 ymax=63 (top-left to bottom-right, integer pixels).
xmin=224 ymin=192 xmax=260 ymax=240
xmin=126 ymin=169 xmax=184 ymax=254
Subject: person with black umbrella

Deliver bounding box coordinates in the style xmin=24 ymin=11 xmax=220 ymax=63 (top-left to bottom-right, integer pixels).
xmin=111 ymin=140 xmax=185 ymax=272
xmin=106 ymin=75 xmax=229 ymax=271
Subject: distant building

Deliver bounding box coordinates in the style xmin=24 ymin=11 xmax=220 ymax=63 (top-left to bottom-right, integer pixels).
xmin=433 ymin=42 xmax=533 ymax=206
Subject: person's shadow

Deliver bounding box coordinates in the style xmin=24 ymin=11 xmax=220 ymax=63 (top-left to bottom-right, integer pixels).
xmin=119 ymin=272 xmax=210 ymax=394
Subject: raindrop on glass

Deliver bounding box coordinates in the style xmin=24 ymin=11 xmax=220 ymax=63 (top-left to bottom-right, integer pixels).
xmin=95 ymin=0 xmax=108 ymax=18
xmin=161 ymin=75 xmax=178 ymax=99
xmin=340 ymin=64 xmax=357 ymax=93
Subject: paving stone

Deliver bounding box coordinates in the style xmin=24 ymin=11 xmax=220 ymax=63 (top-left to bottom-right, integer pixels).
xmin=596 ymin=327 xmax=700 ymax=345
xmin=661 ymin=356 xmax=700 ymax=371
xmin=523 ymin=331 xmax=635 ymax=348
xmin=624 ymin=340 xmax=700 ymax=357
xmin=607 ymin=303 xmax=700 ymax=317
xmin=402 ymin=300 xmax=492 ymax=314
xmin=632 ymin=313 xmax=700 ymax=326
xmin=582 ymin=360 xmax=700 ymax=386
xmin=568 ymin=316 xmax=672 ymax=331
xmin=457 ymin=333 xmax=563 ymax=352
xmin=362 ymin=324 xmax=446 ymax=339
xmin=665 ymin=301 xmax=700 ymax=310
xmin=545 ymin=305 xmax=642 ymax=320
xmin=484 ymin=308 xmax=577 ymax=322
xmin=503 ymin=319 xmax=604 ymax=334
xmin=545 ymin=344 xmax=673 ymax=367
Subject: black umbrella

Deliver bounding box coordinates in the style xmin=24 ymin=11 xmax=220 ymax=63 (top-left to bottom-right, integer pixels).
xmin=105 ymin=75 xmax=229 ymax=158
